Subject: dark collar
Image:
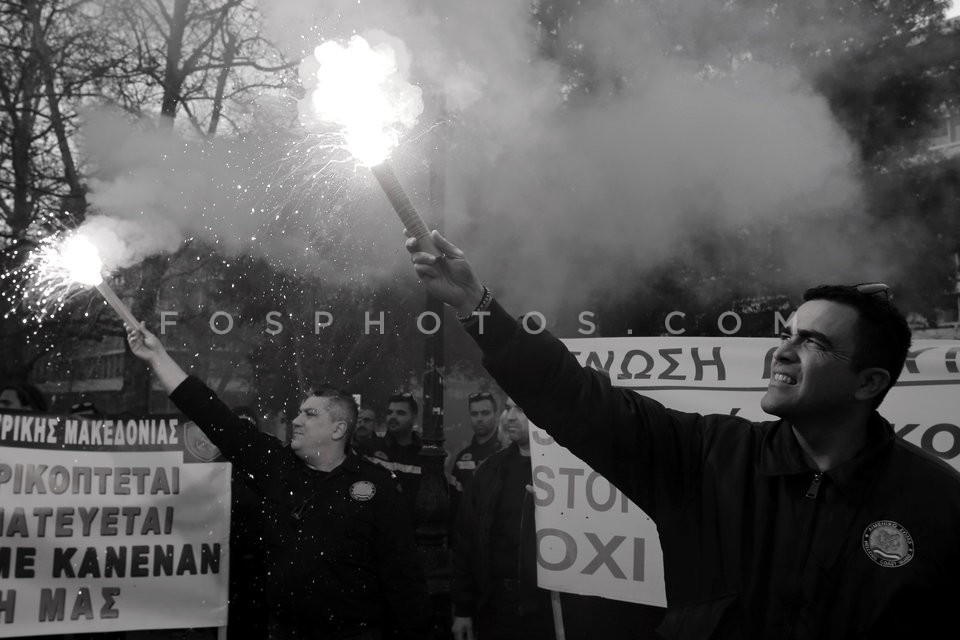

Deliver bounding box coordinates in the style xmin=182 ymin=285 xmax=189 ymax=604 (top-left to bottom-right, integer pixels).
xmin=301 ymin=453 xmax=362 ymax=479
xmin=758 ymin=413 xmax=895 ymax=500
xmin=471 ymin=434 xmax=501 ymax=453
xmin=385 ymin=431 xmax=422 ymax=450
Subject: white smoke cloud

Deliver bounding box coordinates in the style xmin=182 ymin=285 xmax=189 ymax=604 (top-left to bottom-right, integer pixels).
xmin=82 ymin=0 xmax=875 ymax=315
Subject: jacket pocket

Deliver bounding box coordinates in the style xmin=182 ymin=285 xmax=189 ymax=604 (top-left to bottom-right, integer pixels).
xmin=657 ymin=593 xmax=741 ymax=640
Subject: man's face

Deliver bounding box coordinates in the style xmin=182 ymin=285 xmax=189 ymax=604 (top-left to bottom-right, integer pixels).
xmin=356 ymin=409 xmax=377 ymax=438
xmin=760 ymin=299 xmax=863 ymax=420
xmin=503 ymin=398 xmax=530 ymax=446
xmin=290 ymin=396 xmax=344 ymax=457
xmin=385 ymin=402 xmax=415 ymax=437
xmin=468 ymin=399 xmax=497 ymax=439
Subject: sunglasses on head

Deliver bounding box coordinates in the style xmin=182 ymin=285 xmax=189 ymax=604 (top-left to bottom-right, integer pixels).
xmin=468 ymin=392 xmax=494 ymax=402
xmin=853 ymin=282 xmax=891 ymax=303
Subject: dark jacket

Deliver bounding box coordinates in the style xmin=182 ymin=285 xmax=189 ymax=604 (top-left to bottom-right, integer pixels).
xmin=451 ymin=434 xmax=502 ymax=495
xmin=466 ymin=300 xmax=960 ymax=640
xmin=170 ymin=377 xmax=432 ymax=639
xmin=364 ymin=431 xmax=423 ymax=515
xmin=451 ymin=443 xmax=544 ymax=619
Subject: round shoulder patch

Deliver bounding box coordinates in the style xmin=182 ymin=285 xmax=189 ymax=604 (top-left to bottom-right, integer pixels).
xmin=350 ymin=480 xmax=377 ymax=502
xmin=862 ymin=520 xmax=914 ymax=567
xmin=183 ymin=422 xmax=221 ymax=462
xmin=461 ymin=453 xmax=473 ymax=461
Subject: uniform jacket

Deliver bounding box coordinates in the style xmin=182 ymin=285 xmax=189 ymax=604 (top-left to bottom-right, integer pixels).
xmin=170 ymin=377 xmax=432 ymax=639
xmin=451 ymin=443 xmax=543 ymax=619
xmin=466 ymin=300 xmax=960 ymax=640
xmin=448 ymin=434 xmax=503 ymax=546
xmin=451 ymin=434 xmax=502 ymax=494
xmin=364 ymin=431 xmax=423 ymax=515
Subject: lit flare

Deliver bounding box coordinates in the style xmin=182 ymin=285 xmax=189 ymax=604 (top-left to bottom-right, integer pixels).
xmin=298 ymin=34 xmax=423 ymax=166
xmin=27 ymin=232 xmax=140 ymax=327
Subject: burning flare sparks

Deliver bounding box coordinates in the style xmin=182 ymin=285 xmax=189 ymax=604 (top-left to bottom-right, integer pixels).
xmin=296 ymin=32 xmax=440 ymax=256
xmin=57 ymin=234 xmax=105 ymax=286
xmin=297 ymin=33 xmax=423 ymax=166
xmin=3 ymin=230 xmax=139 ymax=327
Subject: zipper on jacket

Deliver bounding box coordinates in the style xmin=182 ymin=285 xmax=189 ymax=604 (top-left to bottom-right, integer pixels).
xmin=804 ymin=472 xmax=822 ymax=499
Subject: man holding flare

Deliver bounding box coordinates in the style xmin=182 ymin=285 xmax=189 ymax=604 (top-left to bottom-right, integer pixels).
xmin=125 ymin=322 xmax=432 ymax=640
xmin=405 ymin=229 xmax=960 ymax=639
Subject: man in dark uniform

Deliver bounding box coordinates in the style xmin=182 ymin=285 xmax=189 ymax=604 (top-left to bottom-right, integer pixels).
xmin=451 ymin=397 xmax=554 ymax=640
xmin=449 ymin=391 xmax=502 ymax=545
xmin=406 ymin=229 xmax=960 ymax=640
xmin=451 ymin=391 xmax=502 ymax=497
xmin=364 ymin=392 xmax=423 ymax=515
xmin=126 ymin=324 xmax=433 ymax=640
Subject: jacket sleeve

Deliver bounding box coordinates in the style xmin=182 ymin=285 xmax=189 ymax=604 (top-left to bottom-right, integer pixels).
xmin=372 ymin=474 xmax=434 ymax=640
xmin=169 ymin=376 xmax=291 ymax=500
xmin=468 ymin=301 xmax=708 ymax=520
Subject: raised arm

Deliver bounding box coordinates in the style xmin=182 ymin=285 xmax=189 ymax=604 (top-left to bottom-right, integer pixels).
xmin=406 ymin=230 xmax=708 ymax=520
xmin=125 ymin=322 xmax=188 ymax=392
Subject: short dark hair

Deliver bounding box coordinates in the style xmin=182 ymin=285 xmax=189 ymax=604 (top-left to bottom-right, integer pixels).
xmin=468 ymin=391 xmax=498 ymax=410
xmin=309 ymin=385 xmax=359 ymax=443
xmin=802 ymin=284 xmax=911 ymax=407
xmin=387 ymin=392 xmax=418 ymax=415
xmin=0 ymin=382 xmax=47 ymax=412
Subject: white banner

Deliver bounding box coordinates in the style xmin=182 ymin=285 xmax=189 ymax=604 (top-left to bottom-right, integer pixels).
xmin=0 ymin=413 xmax=231 ymax=637
xmin=531 ymin=337 xmax=960 ymax=607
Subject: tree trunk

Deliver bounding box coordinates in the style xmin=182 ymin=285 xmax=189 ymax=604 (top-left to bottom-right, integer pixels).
xmin=207 ymin=30 xmax=237 ymax=137
xmin=27 ymin=0 xmax=87 ymax=220
xmin=160 ymin=0 xmax=190 ymax=123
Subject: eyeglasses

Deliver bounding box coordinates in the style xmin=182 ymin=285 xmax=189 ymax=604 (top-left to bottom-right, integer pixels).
xmin=468 ymin=392 xmax=494 ymax=402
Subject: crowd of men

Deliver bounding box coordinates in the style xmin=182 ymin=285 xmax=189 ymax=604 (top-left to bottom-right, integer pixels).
xmin=7 ymin=225 xmax=960 ymax=639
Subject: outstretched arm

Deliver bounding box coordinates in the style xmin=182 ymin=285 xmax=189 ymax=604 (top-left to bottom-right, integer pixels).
xmin=125 ymin=322 xmax=188 ymax=393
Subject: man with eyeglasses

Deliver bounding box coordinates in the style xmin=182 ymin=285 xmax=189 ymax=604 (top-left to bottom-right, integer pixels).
xmin=351 ymin=406 xmax=383 ymax=453
xmin=126 ymin=324 xmax=433 ymax=640
xmin=406 ymin=230 xmax=960 ymax=640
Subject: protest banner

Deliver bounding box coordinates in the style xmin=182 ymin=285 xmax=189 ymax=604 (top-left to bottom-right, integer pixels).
xmin=530 ymin=337 xmax=960 ymax=607
xmin=0 ymin=412 xmax=231 ymax=637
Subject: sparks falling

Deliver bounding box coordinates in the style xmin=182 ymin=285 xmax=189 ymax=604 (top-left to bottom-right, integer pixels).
xmin=2 ymin=230 xmax=138 ymax=327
